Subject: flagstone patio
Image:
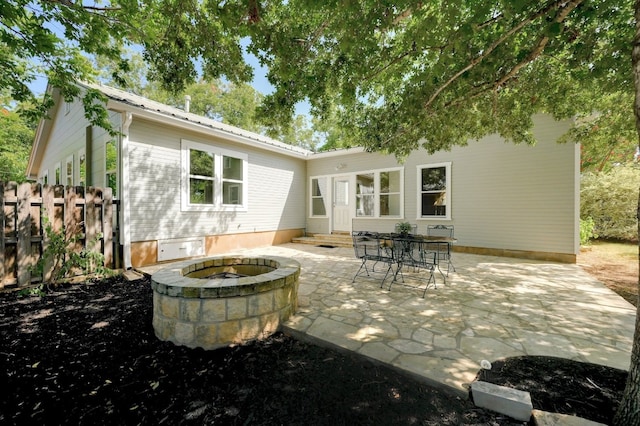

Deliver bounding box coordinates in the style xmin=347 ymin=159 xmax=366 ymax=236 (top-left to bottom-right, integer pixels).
xmin=140 ymin=242 xmax=636 ymax=396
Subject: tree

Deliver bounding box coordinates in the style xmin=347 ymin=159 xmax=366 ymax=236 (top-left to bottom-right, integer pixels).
xmin=0 ymin=94 xmax=36 ymax=182
xmin=243 ymin=1 xmax=638 ymax=423
xmin=247 ymin=1 xmax=634 ymax=155
xmin=1 ymin=0 xmax=252 ymax=129
xmin=559 ymin=92 xmax=638 ymax=173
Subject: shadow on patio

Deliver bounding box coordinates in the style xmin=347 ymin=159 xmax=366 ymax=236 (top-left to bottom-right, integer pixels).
xmin=238 ymin=243 xmax=636 ymax=395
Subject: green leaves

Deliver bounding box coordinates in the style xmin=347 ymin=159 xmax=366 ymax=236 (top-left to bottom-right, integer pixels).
xmin=246 ymin=0 xmax=635 ymax=157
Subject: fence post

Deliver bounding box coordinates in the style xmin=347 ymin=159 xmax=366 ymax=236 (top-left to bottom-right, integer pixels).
xmin=85 ymin=187 xmax=98 ymax=252
xmin=102 ymin=187 xmax=113 ymax=268
xmin=17 ymin=183 xmax=32 ymax=286
xmin=41 ymin=184 xmax=55 ymax=282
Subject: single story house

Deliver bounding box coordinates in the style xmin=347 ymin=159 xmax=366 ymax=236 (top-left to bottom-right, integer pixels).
xmin=26 ymin=82 xmax=579 ymax=269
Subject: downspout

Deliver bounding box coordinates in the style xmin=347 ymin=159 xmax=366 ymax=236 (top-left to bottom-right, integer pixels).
xmin=121 ymin=112 xmax=133 ymax=269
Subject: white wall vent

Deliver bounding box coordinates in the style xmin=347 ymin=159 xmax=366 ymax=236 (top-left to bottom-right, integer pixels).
xmin=158 ymin=237 xmax=205 ymax=262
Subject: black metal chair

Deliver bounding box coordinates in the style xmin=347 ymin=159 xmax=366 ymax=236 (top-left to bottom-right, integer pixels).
xmin=426 ymin=225 xmax=456 ymax=280
xmin=388 ymin=235 xmax=436 ymax=297
xmin=352 ymin=231 xmax=396 ymax=286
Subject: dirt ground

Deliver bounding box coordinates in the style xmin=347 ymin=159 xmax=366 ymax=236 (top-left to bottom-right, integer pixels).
xmin=577 ymin=241 xmax=638 ymax=307
xmin=0 ymin=243 xmax=636 ymax=425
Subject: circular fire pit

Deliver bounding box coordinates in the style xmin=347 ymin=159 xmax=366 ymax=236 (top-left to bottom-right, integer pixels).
xmin=151 ymin=256 xmax=301 ymax=350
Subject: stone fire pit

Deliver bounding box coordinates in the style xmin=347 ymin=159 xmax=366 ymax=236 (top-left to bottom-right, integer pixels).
xmin=151 ymin=256 xmax=301 ymax=350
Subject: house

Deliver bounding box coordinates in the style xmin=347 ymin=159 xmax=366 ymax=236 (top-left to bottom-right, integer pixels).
xmin=26 ymin=83 xmax=580 ymax=268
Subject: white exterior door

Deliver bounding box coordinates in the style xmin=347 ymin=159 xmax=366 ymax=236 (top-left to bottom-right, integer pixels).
xmin=332 ymin=176 xmax=351 ymax=232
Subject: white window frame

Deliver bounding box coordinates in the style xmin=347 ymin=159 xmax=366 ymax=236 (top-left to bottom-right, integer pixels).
xmin=65 ymin=155 xmax=74 ymax=187
xmin=309 ymin=176 xmax=329 ymax=217
xmin=417 ymin=162 xmax=451 ymax=220
xmin=105 ymin=136 xmax=119 ymax=199
xmin=311 ymin=167 xmax=403 ymax=219
xmin=41 ymin=169 xmax=49 ymax=185
xmin=54 ymin=162 xmax=61 ymax=185
xmin=78 ymin=148 xmax=86 ymax=187
xmin=181 ymin=139 xmax=248 ymax=212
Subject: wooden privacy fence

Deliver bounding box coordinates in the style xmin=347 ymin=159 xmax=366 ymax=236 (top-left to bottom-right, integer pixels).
xmin=0 ymin=182 xmax=120 ymax=289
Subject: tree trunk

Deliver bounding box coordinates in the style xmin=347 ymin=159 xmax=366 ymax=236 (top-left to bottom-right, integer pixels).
xmin=612 ymin=1 xmax=640 ymax=424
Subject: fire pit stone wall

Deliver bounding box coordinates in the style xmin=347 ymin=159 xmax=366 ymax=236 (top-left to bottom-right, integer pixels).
xmin=151 ymin=256 xmax=301 ymax=350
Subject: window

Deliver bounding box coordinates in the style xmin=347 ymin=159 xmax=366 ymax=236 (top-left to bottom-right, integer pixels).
xmin=181 ymin=139 xmax=247 ymax=211
xmin=356 ymin=173 xmax=374 ymax=217
xmin=65 ymin=155 xmax=73 ymax=187
xmin=312 ymin=168 xmax=402 ymax=219
xmin=380 ymin=170 xmax=401 ymax=216
xmin=105 ymin=137 xmax=118 ymax=198
xmin=41 ymin=170 xmax=49 ymax=185
xmin=418 ymin=162 xmax=451 ymax=219
xmin=78 ymin=150 xmax=86 ymax=187
xmin=310 ymin=177 xmax=327 ymax=216
xmin=222 ymin=155 xmax=243 ymax=205
xmin=54 ymin=163 xmax=61 ymax=185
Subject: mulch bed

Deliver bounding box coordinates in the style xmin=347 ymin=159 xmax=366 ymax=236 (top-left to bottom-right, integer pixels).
xmin=0 ymin=275 xmax=628 ymax=425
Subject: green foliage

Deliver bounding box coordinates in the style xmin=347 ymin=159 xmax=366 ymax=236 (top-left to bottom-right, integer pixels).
xmin=17 ymin=284 xmax=46 ymax=298
xmin=581 ymin=166 xmax=640 ymax=242
xmin=559 ymin=92 xmax=637 ymax=173
xmin=579 ymin=217 xmax=598 ymax=246
xmin=396 ymin=222 xmax=413 ymax=235
xmin=33 ymin=218 xmax=111 ymax=286
xmin=0 ymin=96 xmax=36 ymax=182
xmin=247 ymin=0 xmax=634 ymax=157
xmin=1 ymin=1 xmax=251 ymax=131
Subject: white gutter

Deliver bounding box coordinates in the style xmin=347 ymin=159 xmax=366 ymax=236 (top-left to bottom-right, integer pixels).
xmin=120 ymin=111 xmax=133 ymax=269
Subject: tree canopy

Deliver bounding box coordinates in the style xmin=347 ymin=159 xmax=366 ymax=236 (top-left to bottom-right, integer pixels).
xmin=247 ymin=0 xmax=635 ymax=156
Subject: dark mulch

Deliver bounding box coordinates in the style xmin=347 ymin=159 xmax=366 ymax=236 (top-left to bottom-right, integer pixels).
xmin=0 ymin=276 xmax=628 ymax=425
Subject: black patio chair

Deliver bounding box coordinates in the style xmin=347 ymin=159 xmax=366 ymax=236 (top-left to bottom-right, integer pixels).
xmin=426 ymin=224 xmax=456 ymax=280
xmin=352 ymin=231 xmax=396 ymax=286
xmin=388 ymin=235 xmax=436 ymax=297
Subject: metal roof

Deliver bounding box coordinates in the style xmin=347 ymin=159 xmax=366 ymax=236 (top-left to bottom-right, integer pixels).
xmin=80 ymin=82 xmax=313 ymax=158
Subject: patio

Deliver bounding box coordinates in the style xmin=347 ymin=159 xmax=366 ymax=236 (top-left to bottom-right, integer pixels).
xmin=140 ymin=242 xmax=636 ymax=396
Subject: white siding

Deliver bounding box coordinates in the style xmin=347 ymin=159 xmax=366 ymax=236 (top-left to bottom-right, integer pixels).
xmin=38 ymin=98 xmax=86 ymax=183
xmin=307 ymin=115 xmax=579 ymax=256
xmin=37 ymin=98 xmax=121 ymax=188
xmin=126 ymin=119 xmax=306 ymax=242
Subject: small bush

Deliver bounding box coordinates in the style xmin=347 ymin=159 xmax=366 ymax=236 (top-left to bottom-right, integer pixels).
xmin=580 ymin=217 xmax=598 ymax=246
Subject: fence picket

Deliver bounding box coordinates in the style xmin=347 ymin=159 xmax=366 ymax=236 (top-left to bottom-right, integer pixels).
xmin=0 ymin=182 xmax=119 ymax=290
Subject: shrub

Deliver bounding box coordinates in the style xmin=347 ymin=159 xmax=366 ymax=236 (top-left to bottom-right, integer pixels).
xmin=581 ymin=166 xmax=640 ymax=242
xmin=32 ymin=217 xmax=112 ymax=286
xmin=580 ymin=217 xmax=598 ymax=246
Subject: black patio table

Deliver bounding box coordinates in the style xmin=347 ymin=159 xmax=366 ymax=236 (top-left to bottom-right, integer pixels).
xmin=379 ymin=233 xmax=457 ymax=289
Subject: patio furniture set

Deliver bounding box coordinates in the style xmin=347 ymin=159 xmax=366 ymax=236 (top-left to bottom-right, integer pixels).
xmin=352 ymin=225 xmax=456 ymax=297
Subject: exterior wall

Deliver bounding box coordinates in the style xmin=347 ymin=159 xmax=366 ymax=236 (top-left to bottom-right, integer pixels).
xmin=125 ymin=118 xmax=307 ymax=263
xmin=307 ymin=115 xmax=579 ymax=260
xmin=35 ymin=97 xmax=121 ymax=189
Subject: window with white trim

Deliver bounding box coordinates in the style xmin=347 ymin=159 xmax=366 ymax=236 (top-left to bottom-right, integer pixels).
xmin=343 ymin=168 xmax=402 ymax=218
xmin=356 ymin=173 xmax=374 ymax=217
xmin=78 ymin=149 xmax=86 ymax=187
xmin=310 ymin=177 xmax=328 ymax=216
xmin=41 ymin=169 xmax=49 ymax=185
xmin=418 ymin=162 xmax=451 ymax=219
xmin=65 ymin=155 xmax=74 ymax=186
xmin=105 ymin=137 xmax=118 ymax=198
xmin=181 ymin=139 xmax=248 ymax=211
xmin=54 ymin=163 xmax=61 ymax=185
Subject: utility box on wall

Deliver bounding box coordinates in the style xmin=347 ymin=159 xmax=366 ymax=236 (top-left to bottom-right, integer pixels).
xmin=157 ymin=238 xmax=205 ymax=262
